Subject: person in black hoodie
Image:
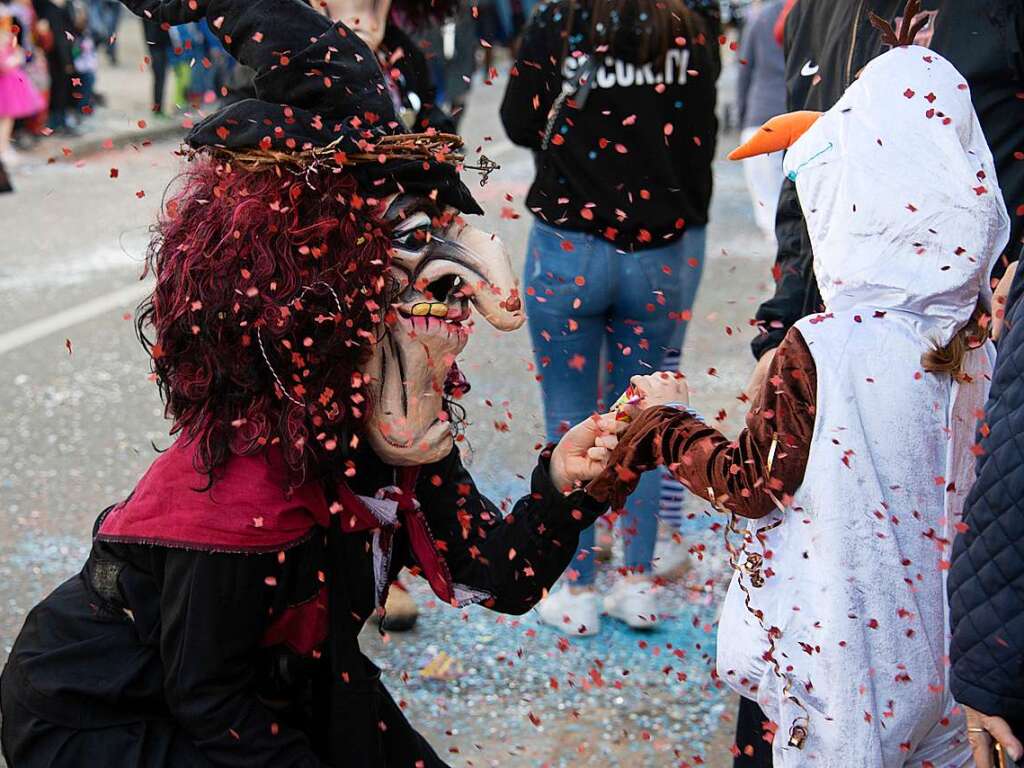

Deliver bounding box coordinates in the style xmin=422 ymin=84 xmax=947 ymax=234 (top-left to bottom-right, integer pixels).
xmin=501 ymin=0 xmax=721 ymax=636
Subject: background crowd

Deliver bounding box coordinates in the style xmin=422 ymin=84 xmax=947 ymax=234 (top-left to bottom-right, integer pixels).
xmin=0 ymin=1 xmax=762 ymax=192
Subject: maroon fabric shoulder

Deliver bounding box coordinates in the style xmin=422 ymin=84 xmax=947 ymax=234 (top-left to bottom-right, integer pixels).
xmin=97 ymin=439 xmax=330 ymax=553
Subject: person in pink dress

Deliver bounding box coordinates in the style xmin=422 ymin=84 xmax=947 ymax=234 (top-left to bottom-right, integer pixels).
xmin=0 ymin=9 xmax=46 ymax=169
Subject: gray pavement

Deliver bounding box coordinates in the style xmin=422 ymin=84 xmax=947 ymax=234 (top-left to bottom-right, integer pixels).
xmin=0 ymin=53 xmax=777 ymax=768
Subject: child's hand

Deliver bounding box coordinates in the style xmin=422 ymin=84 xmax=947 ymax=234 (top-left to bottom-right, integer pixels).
xmin=629 ymin=372 xmax=690 ymax=411
xmin=992 ymin=261 xmax=1017 ymax=341
xmin=550 ymin=412 xmax=625 ymax=494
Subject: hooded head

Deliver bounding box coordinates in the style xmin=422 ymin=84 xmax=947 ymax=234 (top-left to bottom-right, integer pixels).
xmin=782 ymin=47 xmax=1009 ymax=346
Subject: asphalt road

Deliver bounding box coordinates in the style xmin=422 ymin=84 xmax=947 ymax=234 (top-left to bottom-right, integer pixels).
xmin=0 ymin=71 xmax=778 ymax=766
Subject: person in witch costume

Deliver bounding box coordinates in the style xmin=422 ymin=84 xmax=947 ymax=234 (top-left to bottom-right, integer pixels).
xmin=0 ymin=0 xmax=624 ymax=766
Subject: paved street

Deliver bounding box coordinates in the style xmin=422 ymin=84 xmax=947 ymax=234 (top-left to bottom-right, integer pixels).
xmin=0 ymin=57 xmax=777 ymax=767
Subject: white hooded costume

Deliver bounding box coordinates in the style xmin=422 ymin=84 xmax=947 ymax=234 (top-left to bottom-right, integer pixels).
xmin=716 ymin=46 xmax=1011 ymax=766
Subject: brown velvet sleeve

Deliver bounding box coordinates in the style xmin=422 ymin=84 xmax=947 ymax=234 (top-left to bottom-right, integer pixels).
xmin=588 ymin=327 xmax=817 ymax=519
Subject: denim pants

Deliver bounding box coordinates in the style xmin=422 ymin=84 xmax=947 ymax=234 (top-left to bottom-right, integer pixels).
xmin=524 ymin=220 xmax=706 ymax=585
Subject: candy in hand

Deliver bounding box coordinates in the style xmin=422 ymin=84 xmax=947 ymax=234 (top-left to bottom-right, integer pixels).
xmin=610 ymin=386 xmax=642 ymax=423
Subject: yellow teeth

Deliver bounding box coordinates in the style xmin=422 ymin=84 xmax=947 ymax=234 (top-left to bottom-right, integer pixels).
xmin=410 ymin=302 xmax=449 ymax=318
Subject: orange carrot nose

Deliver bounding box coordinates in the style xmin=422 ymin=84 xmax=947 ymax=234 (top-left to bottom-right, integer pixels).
xmin=728 ymin=111 xmax=823 ymax=160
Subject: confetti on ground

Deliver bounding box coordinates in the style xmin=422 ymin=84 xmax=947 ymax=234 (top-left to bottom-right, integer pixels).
xmin=364 ymin=512 xmax=734 ymax=767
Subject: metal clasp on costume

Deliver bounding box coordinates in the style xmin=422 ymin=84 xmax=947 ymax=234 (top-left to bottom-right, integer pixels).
xmin=788 ymin=723 xmax=808 ymax=749
xmin=742 ymin=552 xmax=765 ymax=588
xmin=464 ymin=154 xmax=500 ymax=186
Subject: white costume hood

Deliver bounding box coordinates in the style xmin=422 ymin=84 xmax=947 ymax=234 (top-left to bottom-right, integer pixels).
xmin=784 ymin=46 xmax=1009 ymax=344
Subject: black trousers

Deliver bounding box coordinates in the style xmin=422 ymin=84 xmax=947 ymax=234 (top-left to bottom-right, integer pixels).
xmin=142 ymin=20 xmax=170 ymax=112
xmin=733 ymin=697 xmax=774 ymax=768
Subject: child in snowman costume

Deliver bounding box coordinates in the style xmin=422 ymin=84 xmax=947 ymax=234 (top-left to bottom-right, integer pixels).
xmin=588 ymin=12 xmax=1011 ymax=767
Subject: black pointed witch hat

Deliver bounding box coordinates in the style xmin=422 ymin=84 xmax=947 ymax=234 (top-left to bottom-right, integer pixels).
xmin=120 ymin=0 xmax=483 ymax=213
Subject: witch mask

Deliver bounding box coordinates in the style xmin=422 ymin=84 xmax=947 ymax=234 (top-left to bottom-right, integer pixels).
xmin=362 ymin=196 xmax=525 ymax=466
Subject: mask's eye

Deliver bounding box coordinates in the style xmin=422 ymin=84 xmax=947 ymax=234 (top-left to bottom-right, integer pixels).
xmin=392 ymin=227 xmax=430 ymax=252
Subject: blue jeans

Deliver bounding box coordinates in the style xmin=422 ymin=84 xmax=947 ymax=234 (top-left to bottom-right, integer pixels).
xmin=524 ymin=221 xmax=706 ymax=585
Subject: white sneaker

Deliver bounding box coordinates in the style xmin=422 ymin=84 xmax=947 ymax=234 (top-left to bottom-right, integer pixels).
xmin=653 ymin=534 xmax=691 ymax=581
xmin=603 ymin=578 xmax=660 ymax=630
xmin=537 ymin=587 xmax=600 ymax=636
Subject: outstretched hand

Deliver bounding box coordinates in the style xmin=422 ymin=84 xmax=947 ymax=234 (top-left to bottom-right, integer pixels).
xmin=623 ymin=372 xmax=690 ymax=415
xmin=549 ymin=412 xmax=627 ymax=494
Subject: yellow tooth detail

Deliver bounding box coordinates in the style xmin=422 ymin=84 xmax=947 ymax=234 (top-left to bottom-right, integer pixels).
xmin=429 ymin=303 xmax=448 ymax=318
xmin=411 ymin=303 xmax=431 ymax=316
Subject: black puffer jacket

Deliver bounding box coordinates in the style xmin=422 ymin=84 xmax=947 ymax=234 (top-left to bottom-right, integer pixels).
xmin=751 ymin=0 xmax=1024 ymax=359
xmin=949 ymin=253 xmax=1024 ymax=727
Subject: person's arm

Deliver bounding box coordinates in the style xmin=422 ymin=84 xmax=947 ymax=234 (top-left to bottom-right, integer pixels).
xmin=591 ymin=327 xmax=816 ymax=518
xmin=414 ymin=446 xmax=607 ymax=615
xmin=159 ymin=549 xmax=326 ymax=767
xmin=751 ymin=177 xmax=818 ymax=359
xmin=992 ymin=261 xmax=1018 ymax=341
xmin=500 ymin=5 xmax=561 ymax=150
xmin=750 ymin=0 xmax=818 ymax=361
xmin=951 ymin=500 xmax=1024 ymax=767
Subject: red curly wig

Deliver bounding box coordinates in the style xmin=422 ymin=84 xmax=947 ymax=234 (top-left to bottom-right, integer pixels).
xmin=137 ymin=156 xmax=394 ymax=485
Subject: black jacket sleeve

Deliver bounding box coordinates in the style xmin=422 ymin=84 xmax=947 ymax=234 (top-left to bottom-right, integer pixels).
xmin=750 ymin=176 xmax=820 ymax=359
xmin=749 ymin=0 xmax=822 ymax=360
xmin=415 ymin=447 xmax=606 ymax=615
xmin=500 ymin=4 xmax=562 ymax=150
xmin=159 ymin=549 xmax=325 ymax=768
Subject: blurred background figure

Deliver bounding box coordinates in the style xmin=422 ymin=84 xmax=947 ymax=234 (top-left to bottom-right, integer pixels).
xmin=34 ymin=0 xmax=78 ymax=133
xmin=474 ymin=0 xmax=511 ymax=72
xmin=736 ymin=0 xmax=786 ymax=242
xmin=502 ymin=0 xmax=721 ymax=636
xmin=0 ymin=3 xmax=44 ymax=174
xmin=141 ymin=16 xmax=169 ymax=114
xmin=418 ymin=3 xmax=476 ymax=127
xmin=167 ymin=20 xmax=228 ymax=111
xmin=4 ymin=0 xmax=45 ymax=165
xmin=69 ymin=0 xmax=98 ymax=117
xmin=86 ymin=0 xmax=119 ymax=63
xmin=193 ymin=20 xmax=230 ymax=104
xmin=167 ymin=22 xmax=196 ymax=111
